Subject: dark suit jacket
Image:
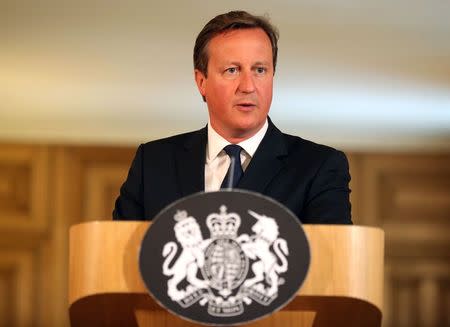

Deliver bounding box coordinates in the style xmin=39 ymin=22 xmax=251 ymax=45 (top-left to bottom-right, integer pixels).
xmin=113 ymin=120 xmax=352 ymax=224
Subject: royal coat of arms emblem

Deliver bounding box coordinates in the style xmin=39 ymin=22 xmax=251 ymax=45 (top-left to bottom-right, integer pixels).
xmin=162 ymin=205 xmax=289 ymax=317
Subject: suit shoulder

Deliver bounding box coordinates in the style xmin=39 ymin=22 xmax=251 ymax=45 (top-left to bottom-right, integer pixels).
xmin=281 ymin=132 xmax=344 ymax=158
xmin=140 ymin=128 xmax=205 ymax=151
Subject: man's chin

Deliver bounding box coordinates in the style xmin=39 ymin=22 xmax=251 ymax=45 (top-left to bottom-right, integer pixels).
xmin=230 ymin=121 xmax=264 ymax=138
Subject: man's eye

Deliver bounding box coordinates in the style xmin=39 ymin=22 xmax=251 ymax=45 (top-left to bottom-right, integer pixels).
xmin=225 ymin=67 xmax=239 ymax=74
xmin=256 ymin=67 xmax=267 ymax=74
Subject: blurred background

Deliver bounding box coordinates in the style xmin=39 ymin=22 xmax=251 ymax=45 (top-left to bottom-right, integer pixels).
xmin=0 ymin=0 xmax=449 ymax=326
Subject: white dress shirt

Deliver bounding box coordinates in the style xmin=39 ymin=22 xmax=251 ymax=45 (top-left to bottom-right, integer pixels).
xmin=205 ymin=119 xmax=269 ymax=191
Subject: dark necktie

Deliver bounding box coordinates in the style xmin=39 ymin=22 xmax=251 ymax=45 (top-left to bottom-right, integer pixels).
xmin=221 ymin=144 xmax=243 ymax=189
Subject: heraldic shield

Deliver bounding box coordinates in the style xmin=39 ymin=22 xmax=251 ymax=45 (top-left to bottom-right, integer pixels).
xmin=139 ymin=190 xmax=310 ymax=326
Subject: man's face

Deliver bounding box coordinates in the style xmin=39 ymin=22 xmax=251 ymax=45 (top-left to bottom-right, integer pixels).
xmin=195 ymin=28 xmax=274 ymax=142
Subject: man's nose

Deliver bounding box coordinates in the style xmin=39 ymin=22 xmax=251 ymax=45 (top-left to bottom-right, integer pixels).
xmin=238 ymin=71 xmax=256 ymax=93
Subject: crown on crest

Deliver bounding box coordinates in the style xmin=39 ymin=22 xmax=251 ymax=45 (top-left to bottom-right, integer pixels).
xmin=206 ymin=205 xmax=241 ymax=238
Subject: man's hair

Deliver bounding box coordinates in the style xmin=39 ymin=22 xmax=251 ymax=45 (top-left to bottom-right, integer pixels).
xmin=194 ymin=11 xmax=279 ymax=77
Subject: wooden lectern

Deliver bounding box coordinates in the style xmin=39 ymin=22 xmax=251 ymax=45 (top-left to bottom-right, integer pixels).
xmin=69 ymin=222 xmax=384 ymax=326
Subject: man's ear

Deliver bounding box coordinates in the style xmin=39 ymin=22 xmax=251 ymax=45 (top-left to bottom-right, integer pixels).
xmin=194 ymin=69 xmax=207 ymax=99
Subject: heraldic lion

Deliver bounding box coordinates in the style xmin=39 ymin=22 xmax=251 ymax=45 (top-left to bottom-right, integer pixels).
xmin=162 ymin=213 xmax=210 ymax=301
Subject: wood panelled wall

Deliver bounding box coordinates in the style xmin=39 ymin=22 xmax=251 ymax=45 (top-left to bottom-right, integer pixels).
xmin=0 ymin=143 xmax=449 ymax=327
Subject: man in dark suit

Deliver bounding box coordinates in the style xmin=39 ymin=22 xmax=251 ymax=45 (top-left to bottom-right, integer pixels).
xmin=113 ymin=11 xmax=352 ymax=224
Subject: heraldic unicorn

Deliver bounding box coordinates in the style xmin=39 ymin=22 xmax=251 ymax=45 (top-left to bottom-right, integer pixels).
xmin=161 ymin=205 xmax=289 ymax=317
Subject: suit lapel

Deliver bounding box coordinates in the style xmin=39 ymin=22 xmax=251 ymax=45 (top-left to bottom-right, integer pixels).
xmin=174 ymin=121 xmax=287 ymax=196
xmin=238 ymin=120 xmax=288 ymax=193
xmin=175 ymin=127 xmax=207 ymax=196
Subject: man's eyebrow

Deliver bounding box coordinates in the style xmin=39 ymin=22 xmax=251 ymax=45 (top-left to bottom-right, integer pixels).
xmin=223 ymin=61 xmax=270 ymax=66
xmin=253 ymin=61 xmax=270 ymax=66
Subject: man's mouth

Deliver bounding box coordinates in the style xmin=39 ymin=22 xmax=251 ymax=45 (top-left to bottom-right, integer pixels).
xmin=235 ymin=103 xmax=256 ymax=109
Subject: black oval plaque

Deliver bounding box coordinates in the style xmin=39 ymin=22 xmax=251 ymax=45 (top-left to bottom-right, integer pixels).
xmin=139 ymin=190 xmax=310 ymax=325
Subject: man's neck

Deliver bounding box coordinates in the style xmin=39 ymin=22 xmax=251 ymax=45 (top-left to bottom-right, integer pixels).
xmin=209 ymin=121 xmax=268 ymax=144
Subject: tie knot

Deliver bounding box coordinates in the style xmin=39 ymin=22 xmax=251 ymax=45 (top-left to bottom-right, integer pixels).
xmin=221 ymin=144 xmax=243 ymax=189
xmin=223 ymin=144 xmax=242 ymax=160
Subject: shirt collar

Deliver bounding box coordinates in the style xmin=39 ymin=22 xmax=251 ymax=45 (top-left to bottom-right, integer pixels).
xmin=206 ymin=119 xmax=269 ymax=162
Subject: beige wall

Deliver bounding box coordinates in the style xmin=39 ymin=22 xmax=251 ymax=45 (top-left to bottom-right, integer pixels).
xmin=2 ymin=1 xmax=449 ymax=150
xmin=0 ymin=143 xmax=448 ymax=326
